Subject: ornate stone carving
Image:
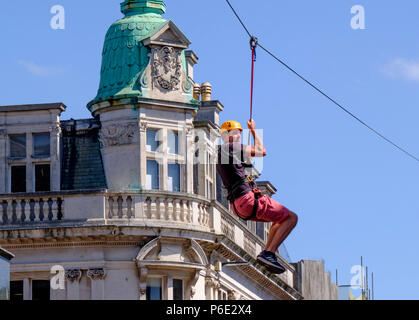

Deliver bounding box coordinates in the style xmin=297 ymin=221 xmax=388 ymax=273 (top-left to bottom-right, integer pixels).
xmin=65 ymin=269 xmax=82 ymax=282
xmin=188 ymin=270 xmax=200 ymax=299
xmin=185 ymin=125 xmax=194 ymax=137
xmin=87 ymin=268 xmax=106 ymax=280
xmin=227 ymin=289 xmax=238 ymax=300
xmin=138 ymin=267 xmax=148 ymax=298
xmin=182 ymin=76 xmax=193 ymax=94
xmin=139 ymin=121 xmax=148 ymax=132
xmin=205 ymin=276 xmax=215 ymax=288
xmin=139 ymin=69 xmax=148 ymax=89
xmin=190 ymin=286 xmax=197 ymax=299
xmin=152 ymin=46 xmax=182 ymax=91
xmin=49 ymin=125 xmax=62 ymax=136
xmin=99 ymin=123 xmax=137 ymax=147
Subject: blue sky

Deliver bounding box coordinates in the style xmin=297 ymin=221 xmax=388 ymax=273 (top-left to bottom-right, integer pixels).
xmin=1 ymin=0 xmax=419 ymax=299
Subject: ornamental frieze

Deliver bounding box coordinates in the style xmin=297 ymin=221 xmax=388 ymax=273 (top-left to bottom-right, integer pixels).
xmin=99 ymin=123 xmax=137 ymax=147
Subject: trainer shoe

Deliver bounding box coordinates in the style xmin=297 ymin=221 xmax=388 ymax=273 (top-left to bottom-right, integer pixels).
xmin=257 ymin=250 xmax=286 ymax=274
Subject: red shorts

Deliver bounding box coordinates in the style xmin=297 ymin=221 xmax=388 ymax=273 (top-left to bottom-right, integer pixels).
xmin=230 ymin=191 xmax=291 ymax=224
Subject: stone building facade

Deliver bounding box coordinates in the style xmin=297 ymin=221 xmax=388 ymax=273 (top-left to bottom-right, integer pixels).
xmin=0 ymin=0 xmax=337 ymax=300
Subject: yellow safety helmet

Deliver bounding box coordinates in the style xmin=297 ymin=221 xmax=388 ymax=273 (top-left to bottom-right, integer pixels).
xmin=220 ymin=120 xmax=243 ymax=133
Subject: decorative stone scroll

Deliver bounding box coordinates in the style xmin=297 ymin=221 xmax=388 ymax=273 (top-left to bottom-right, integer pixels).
xmin=87 ymin=268 xmax=106 ymax=280
xmin=99 ymin=123 xmax=137 ymax=147
xmin=65 ymin=269 xmax=82 ymax=282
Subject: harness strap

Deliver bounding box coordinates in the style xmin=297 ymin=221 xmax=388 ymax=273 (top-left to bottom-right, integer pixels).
xmin=228 ymin=174 xmax=262 ymax=221
xmin=232 ymin=188 xmax=262 ymax=221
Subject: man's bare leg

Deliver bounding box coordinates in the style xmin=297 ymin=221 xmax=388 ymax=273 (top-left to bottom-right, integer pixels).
xmin=264 ymin=212 xmax=298 ymax=253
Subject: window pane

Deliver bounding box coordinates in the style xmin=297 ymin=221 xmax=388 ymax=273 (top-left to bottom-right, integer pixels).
xmin=11 ymin=166 xmax=26 ymax=193
xmin=167 ymin=130 xmax=178 ymax=154
xmin=146 ymin=129 xmax=160 ymax=152
xmin=146 ymin=278 xmax=162 ymax=300
xmin=10 ymin=281 xmax=23 ymax=301
xmin=173 ymin=279 xmax=183 ymax=300
xmin=10 ymin=135 xmax=26 ymax=158
xmin=33 ymin=134 xmax=50 ymax=157
xmin=32 ymin=280 xmax=50 ymax=301
xmin=168 ymin=163 xmax=180 ymax=192
xmin=146 ymin=160 xmax=159 ymax=190
xmin=35 ymin=164 xmax=50 ymax=192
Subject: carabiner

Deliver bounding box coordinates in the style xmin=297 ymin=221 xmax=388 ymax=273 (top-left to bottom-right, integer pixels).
xmin=249 ymin=36 xmax=258 ymax=50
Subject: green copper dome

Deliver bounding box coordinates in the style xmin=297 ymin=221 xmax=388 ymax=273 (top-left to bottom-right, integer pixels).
xmin=88 ymin=1 xmax=169 ymax=109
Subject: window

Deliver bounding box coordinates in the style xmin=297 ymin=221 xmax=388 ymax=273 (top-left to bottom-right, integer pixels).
xmin=173 ymin=279 xmax=183 ymax=300
xmin=35 ymin=164 xmax=50 ymax=192
xmin=10 ymin=281 xmax=23 ymax=301
xmin=32 ymin=280 xmax=50 ymax=300
xmin=146 ymin=278 xmax=162 ymax=300
xmin=167 ymin=130 xmax=179 ymax=154
xmin=11 ymin=166 xmax=26 ymax=193
xmin=146 ymin=129 xmax=161 ymax=152
xmin=33 ymin=133 xmax=50 ymax=158
xmin=145 ymin=128 xmax=184 ymax=192
xmin=146 ymin=160 xmax=160 ymax=190
xmin=10 ymin=134 xmax=26 ymax=158
xmin=168 ymin=163 xmax=180 ymax=192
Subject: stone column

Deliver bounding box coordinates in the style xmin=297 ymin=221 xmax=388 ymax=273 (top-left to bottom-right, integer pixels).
xmin=87 ymin=268 xmax=106 ymax=300
xmin=0 ymin=129 xmax=6 ymax=193
xmin=23 ymin=278 xmax=31 ymax=300
xmin=185 ymin=125 xmax=194 ymax=194
xmin=139 ymin=120 xmax=148 ymax=190
xmin=161 ymin=128 xmax=168 ymax=191
xmin=65 ymin=269 xmax=82 ymax=300
xmin=205 ymin=276 xmax=214 ymax=300
xmin=26 ymin=130 xmax=33 ymax=192
xmin=167 ymin=276 xmax=173 ymax=300
xmin=50 ymin=124 xmax=61 ymax=191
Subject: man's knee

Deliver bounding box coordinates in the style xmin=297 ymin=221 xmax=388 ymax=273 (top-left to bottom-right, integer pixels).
xmin=288 ymin=211 xmax=298 ymax=226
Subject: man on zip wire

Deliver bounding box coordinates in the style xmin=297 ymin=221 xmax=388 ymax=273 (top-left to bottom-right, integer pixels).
xmin=216 ymin=119 xmax=298 ymax=274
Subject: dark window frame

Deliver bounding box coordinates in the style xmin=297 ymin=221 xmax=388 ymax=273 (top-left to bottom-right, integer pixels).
xmin=11 ymin=165 xmax=26 ymax=193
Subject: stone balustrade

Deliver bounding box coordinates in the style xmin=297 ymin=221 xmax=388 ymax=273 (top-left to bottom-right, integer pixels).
xmin=105 ymin=191 xmax=211 ymax=229
xmin=0 ymin=196 xmax=63 ymax=224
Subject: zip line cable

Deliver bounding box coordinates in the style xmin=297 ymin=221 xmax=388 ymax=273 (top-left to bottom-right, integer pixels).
xmin=225 ymin=0 xmax=419 ymax=163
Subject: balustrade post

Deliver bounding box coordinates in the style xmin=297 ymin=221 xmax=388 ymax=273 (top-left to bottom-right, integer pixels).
xmin=166 ymin=197 xmax=173 ymax=221
xmin=173 ymin=198 xmax=180 ymax=221
xmin=121 ymin=195 xmax=128 ymax=219
xmin=6 ymin=199 xmax=13 ymax=224
xmin=34 ymin=200 xmax=40 ymax=222
xmin=51 ymin=198 xmax=58 ymax=220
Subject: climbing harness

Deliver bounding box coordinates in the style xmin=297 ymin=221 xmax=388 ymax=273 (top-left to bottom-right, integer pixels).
xmin=227 ymin=175 xmax=262 ymax=222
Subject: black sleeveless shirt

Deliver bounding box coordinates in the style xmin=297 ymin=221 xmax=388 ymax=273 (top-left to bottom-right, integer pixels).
xmin=216 ymin=142 xmax=252 ymax=201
